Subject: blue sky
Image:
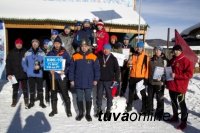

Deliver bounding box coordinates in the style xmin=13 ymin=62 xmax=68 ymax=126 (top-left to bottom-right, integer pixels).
xmin=136 ymin=0 xmax=200 ymax=40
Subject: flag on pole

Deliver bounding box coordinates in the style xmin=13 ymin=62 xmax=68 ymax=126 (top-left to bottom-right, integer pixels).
xmin=175 ymin=29 xmax=198 ymax=67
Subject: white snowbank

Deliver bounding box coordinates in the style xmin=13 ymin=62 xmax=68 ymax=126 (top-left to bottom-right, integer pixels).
xmin=0 ymin=74 xmax=200 ymax=132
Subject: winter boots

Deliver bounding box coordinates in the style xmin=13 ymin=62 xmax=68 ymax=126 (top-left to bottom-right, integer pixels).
xmin=65 ymin=100 xmax=72 ymax=117
xmin=95 ymin=107 xmax=102 ymax=118
xmin=11 ymin=99 xmax=17 ymax=107
xmin=177 ymin=121 xmax=187 ymax=130
xmin=24 ymin=98 xmax=29 ymax=108
xmin=85 ymin=101 xmax=92 ymax=121
xmin=39 ymin=94 xmax=46 ymax=108
xmin=49 ymin=100 xmax=58 ymax=117
xmin=76 ymin=101 xmax=84 ymax=121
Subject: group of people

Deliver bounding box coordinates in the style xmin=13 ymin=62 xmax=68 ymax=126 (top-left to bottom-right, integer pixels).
xmin=5 ymin=18 xmax=193 ymax=130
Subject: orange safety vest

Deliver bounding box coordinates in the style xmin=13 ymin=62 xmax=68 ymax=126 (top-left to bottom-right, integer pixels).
xmin=129 ymin=51 xmax=149 ymax=79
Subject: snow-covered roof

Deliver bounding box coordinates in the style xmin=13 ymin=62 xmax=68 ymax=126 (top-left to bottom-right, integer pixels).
xmin=0 ymin=0 xmax=147 ymax=26
xmin=181 ymin=22 xmax=200 ymax=35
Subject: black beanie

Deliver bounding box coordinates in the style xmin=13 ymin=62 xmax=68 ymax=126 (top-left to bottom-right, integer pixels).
xmin=54 ymin=36 xmax=62 ymax=44
xmin=172 ymin=45 xmax=182 ymax=51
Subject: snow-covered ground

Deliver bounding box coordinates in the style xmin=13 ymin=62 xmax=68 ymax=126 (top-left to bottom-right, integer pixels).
xmin=0 ymin=74 xmax=200 ymax=133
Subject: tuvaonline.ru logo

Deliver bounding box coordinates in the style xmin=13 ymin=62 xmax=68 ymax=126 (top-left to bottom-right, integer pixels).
xmin=98 ymin=112 xmax=185 ymax=122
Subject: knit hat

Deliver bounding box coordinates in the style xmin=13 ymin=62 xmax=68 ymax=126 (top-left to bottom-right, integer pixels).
xmin=75 ymin=21 xmax=82 ymax=26
xmin=97 ymin=21 xmax=104 ymax=26
xmin=137 ymin=41 xmax=144 ymax=48
xmin=154 ymin=46 xmax=163 ymax=52
xmin=172 ymin=45 xmax=182 ymax=51
xmin=54 ymin=36 xmax=62 ymax=44
xmin=31 ymin=39 xmax=40 ymax=44
xmin=43 ymin=39 xmax=50 ymax=45
xmin=103 ymin=44 xmax=112 ymax=50
xmin=83 ymin=19 xmax=90 ymax=24
xmin=81 ymin=39 xmax=90 ymax=46
xmin=123 ymin=35 xmax=130 ymax=40
xmin=51 ymin=30 xmax=59 ymax=35
xmin=15 ymin=38 xmax=23 ymax=45
xmin=64 ymin=25 xmax=71 ymax=30
xmin=110 ymin=35 xmax=118 ymax=41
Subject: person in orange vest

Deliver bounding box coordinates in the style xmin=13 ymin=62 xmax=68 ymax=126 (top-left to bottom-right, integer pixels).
xmin=125 ymin=41 xmax=149 ymax=114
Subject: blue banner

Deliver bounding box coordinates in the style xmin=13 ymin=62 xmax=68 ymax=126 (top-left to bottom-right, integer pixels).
xmin=44 ymin=56 xmax=63 ymax=71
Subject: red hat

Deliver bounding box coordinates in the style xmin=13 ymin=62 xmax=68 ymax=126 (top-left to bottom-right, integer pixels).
xmin=15 ymin=38 xmax=23 ymax=45
xmin=97 ymin=21 xmax=104 ymax=26
xmin=110 ymin=35 xmax=118 ymax=41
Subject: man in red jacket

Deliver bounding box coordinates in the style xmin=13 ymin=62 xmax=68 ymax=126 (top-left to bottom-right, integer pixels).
xmin=167 ymin=45 xmax=193 ymax=130
xmin=95 ymin=21 xmax=109 ymax=55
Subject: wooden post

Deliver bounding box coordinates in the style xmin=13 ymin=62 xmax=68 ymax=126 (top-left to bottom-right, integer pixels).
xmin=52 ymin=72 xmax=55 ymax=90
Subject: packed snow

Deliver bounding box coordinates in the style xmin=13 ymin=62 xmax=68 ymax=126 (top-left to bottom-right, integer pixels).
xmin=0 ymin=74 xmax=200 ymax=133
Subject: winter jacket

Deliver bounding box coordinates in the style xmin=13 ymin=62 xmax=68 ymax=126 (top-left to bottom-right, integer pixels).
xmin=58 ymin=32 xmax=75 ymax=57
xmin=6 ymin=48 xmax=27 ymax=80
xmin=69 ymin=51 xmax=100 ymax=89
xmin=95 ymin=28 xmax=109 ymax=54
xmin=111 ymin=42 xmax=123 ymax=54
xmin=22 ymin=47 xmax=45 ymax=78
xmin=47 ymin=47 xmax=71 ymax=80
xmin=73 ymin=28 xmax=93 ymax=49
xmin=166 ymin=53 xmax=193 ymax=94
xmin=149 ymin=55 xmax=169 ymax=85
xmin=98 ymin=53 xmax=120 ymax=82
xmin=129 ymin=51 xmax=149 ymax=79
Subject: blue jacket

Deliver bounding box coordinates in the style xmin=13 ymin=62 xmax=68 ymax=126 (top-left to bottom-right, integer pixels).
xmin=69 ymin=51 xmax=100 ymax=89
xmin=22 ymin=47 xmax=45 ymax=78
xmin=47 ymin=47 xmax=71 ymax=80
xmin=73 ymin=28 xmax=93 ymax=48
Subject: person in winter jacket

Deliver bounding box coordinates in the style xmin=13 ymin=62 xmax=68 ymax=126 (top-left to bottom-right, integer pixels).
xmin=95 ymin=44 xmax=120 ymax=118
xmin=73 ymin=19 xmax=94 ymax=52
xmin=95 ymin=21 xmax=109 ymax=55
xmin=125 ymin=41 xmax=149 ymax=114
xmin=69 ymin=39 xmax=100 ymax=122
xmin=51 ymin=30 xmax=59 ymax=42
xmin=6 ymin=38 xmax=29 ymax=107
xmin=120 ymin=35 xmax=134 ymax=97
xmin=73 ymin=21 xmax=82 ymax=38
xmin=110 ymin=35 xmax=122 ymax=53
xmin=148 ymin=46 xmax=169 ymax=119
xmin=166 ymin=45 xmax=193 ymax=130
xmin=42 ymin=39 xmax=51 ymax=103
xmin=58 ymin=25 xmax=75 ymax=57
xmin=22 ymin=39 xmax=46 ymax=109
xmin=47 ymin=36 xmax=72 ymax=117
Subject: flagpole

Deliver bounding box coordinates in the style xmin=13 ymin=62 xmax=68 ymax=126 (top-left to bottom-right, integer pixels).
xmin=137 ymin=0 xmax=142 ymax=42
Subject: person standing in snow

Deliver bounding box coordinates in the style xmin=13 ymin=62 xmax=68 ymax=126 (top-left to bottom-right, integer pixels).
xmin=110 ymin=35 xmax=122 ymax=54
xmin=58 ymin=25 xmax=75 ymax=57
xmin=47 ymin=36 xmax=72 ymax=117
xmin=42 ymin=39 xmax=51 ymax=103
xmin=166 ymin=45 xmax=193 ymax=130
xmin=69 ymin=39 xmax=100 ymax=122
xmin=22 ymin=39 xmax=46 ymax=109
xmin=125 ymin=41 xmax=149 ymax=114
xmin=95 ymin=44 xmax=120 ymax=118
xmin=73 ymin=19 xmax=94 ymax=52
xmin=6 ymin=38 xmax=29 ymax=107
xmin=120 ymin=35 xmax=134 ymax=97
xmin=148 ymin=46 xmax=169 ymax=119
xmin=94 ymin=21 xmax=109 ymax=55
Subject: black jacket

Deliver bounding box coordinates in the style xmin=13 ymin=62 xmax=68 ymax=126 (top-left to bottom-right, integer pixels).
xmin=6 ymin=48 xmax=27 ymax=80
xmin=98 ymin=53 xmax=120 ymax=82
